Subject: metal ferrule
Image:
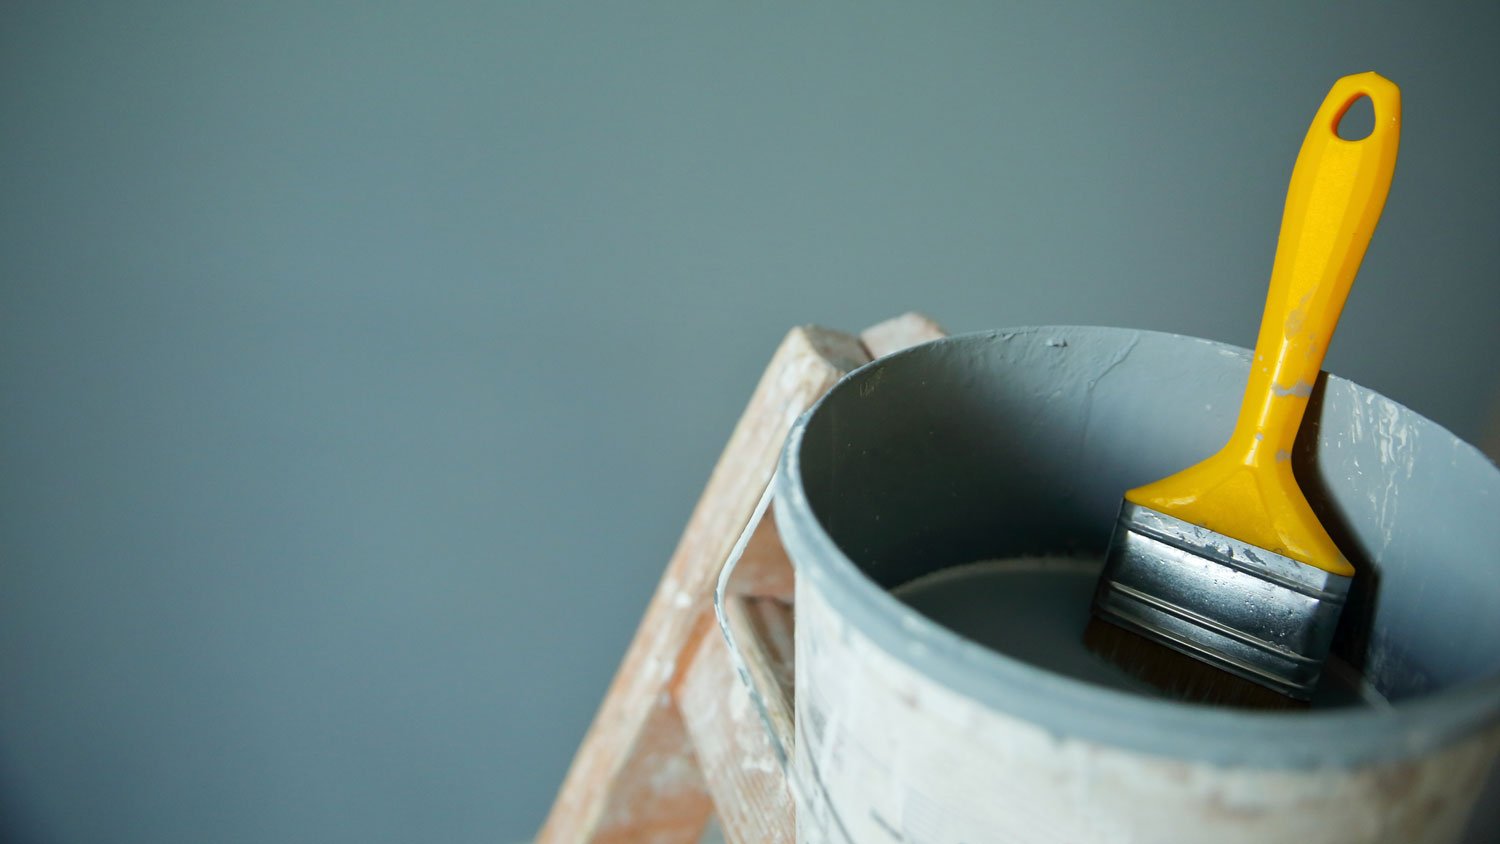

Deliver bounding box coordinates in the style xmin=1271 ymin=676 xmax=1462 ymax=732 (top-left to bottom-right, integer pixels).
xmin=1092 ymin=501 xmax=1354 ymax=700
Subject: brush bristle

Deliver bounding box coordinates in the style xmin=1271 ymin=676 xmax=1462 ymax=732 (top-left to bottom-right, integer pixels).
xmin=1083 ymin=617 xmax=1308 ymax=711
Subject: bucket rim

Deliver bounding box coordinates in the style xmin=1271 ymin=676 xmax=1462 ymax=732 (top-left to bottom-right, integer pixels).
xmin=776 ymin=325 xmax=1500 ymax=769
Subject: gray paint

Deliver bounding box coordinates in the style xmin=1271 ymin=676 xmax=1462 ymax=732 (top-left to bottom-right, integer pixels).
xmin=3 ymin=3 xmax=1499 ymax=842
xmin=890 ymin=556 xmax=1383 ymax=709
xmin=777 ymin=328 xmax=1500 ymax=769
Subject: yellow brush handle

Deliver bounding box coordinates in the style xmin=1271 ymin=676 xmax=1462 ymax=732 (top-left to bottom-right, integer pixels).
xmin=1127 ymin=72 xmax=1400 ymax=576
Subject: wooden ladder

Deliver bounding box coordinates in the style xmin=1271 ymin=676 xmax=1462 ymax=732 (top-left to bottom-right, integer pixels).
xmin=537 ymin=313 xmax=946 ymax=844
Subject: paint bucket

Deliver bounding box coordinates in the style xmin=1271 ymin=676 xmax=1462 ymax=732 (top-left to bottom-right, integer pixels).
xmin=772 ymin=327 xmax=1500 ymax=843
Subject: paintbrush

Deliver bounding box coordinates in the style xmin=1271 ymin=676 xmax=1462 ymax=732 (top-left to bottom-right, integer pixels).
xmin=1084 ymin=72 xmax=1401 ymax=709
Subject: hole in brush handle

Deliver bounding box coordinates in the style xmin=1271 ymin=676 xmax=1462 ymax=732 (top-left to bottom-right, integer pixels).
xmin=1335 ymin=94 xmax=1375 ymax=141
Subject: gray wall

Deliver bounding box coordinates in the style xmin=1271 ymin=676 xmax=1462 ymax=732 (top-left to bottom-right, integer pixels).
xmin=3 ymin=3 xmax=1497 ymax=843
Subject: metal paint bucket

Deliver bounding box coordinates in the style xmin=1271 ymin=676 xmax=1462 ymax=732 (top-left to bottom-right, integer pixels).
xmin=773 ymin=327 xmax=1500 ymax=843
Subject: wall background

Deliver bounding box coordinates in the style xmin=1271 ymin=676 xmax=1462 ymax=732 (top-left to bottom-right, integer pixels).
xmin=3 ymin=3 xmax=1497 ymax=842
